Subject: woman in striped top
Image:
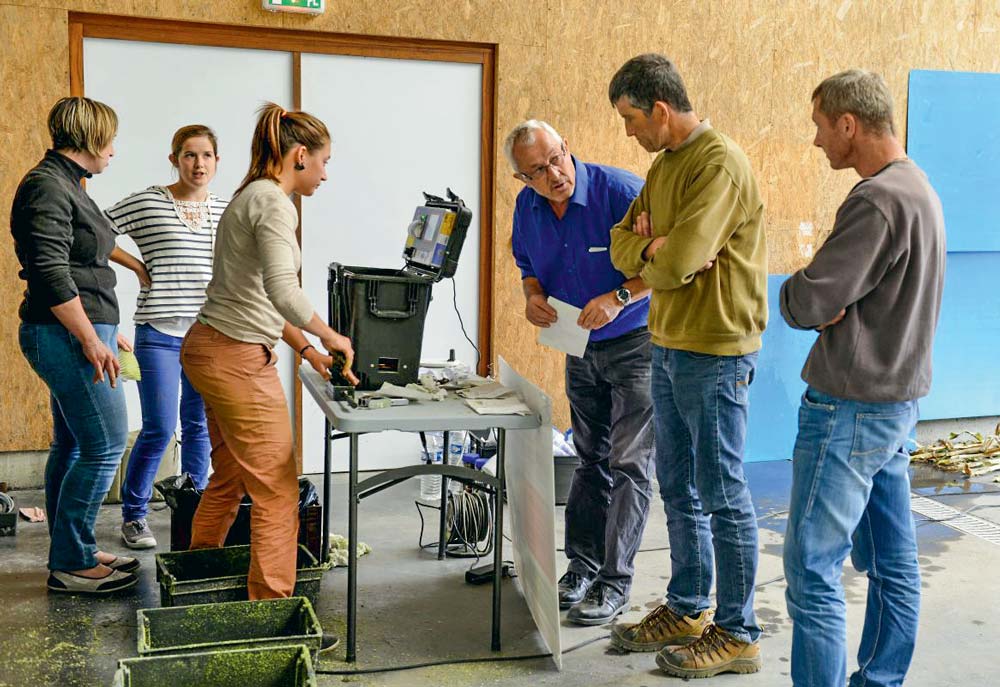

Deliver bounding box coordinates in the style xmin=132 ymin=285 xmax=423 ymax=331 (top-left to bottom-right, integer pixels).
xmin=106 ymin=125 xmax=227 ymax=550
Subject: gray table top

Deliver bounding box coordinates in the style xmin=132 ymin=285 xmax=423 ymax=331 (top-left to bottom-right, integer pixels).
xmin=299 ymin=366 xmax=543 ymax=433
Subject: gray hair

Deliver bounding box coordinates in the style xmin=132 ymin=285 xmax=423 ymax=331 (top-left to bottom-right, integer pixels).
xmin=608 ymin=53 xmax=692 ymax=115
xmin=812 ymin=69 xmax=895 ymax=135
xmin=503 ymin=120 xmax=563 ymax=171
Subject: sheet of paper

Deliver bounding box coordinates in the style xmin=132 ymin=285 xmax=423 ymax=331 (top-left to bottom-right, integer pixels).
xmin=463 ymin=398 xmax=532 ymax=415
xmin=456 ymin=381 xmax=514 ymax=399
xmin=537 ymin=298 xmax=589 ymax=358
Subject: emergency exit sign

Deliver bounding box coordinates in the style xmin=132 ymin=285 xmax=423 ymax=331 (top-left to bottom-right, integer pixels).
xmin=262 ymin=0 xmax=325 ymax=14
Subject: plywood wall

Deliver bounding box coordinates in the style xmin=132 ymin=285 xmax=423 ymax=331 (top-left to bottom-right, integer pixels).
xmin=3 ymin=0 xmax=1000 ymax=448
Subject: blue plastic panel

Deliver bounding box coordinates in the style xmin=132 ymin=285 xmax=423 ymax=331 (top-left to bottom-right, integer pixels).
xmin=907 ymin=69 xmax=1000 ymax=252
xmin=745 ymin=277 xmax=815 ymax=462
xmin=746 ymin=261 xmax=1000 ymax=462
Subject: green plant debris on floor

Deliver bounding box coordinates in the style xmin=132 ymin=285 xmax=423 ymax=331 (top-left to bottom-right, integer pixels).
xmin=910 ymin=426 xmax=1000 ymax=478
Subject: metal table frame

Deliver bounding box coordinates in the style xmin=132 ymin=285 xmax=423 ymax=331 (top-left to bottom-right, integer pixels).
xmin=299 ymin=367 xmax=540 ymax=663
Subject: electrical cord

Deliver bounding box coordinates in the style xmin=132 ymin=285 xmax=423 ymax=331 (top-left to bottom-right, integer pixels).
xmin=315 ymin=632 xmax=610 ymax=675
xmin=451 ymin=278 xmax=480 ymax=368
xmin=415 ymin=490 xmax=494 ymax=568
xmin=0 ymin=491 xmax=14 ymax=515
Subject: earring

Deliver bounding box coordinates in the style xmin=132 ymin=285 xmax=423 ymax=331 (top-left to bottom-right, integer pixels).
xmin=294 ymin=162 xmax=305 ymax=171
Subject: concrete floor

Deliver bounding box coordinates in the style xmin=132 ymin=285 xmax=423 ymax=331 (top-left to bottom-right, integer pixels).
xmin=1 ymin=460 xmax=998 ymax=686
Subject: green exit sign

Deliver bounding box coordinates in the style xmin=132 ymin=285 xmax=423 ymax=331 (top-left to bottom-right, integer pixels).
xmin=262 ymin=0 xmax=325 ymax=14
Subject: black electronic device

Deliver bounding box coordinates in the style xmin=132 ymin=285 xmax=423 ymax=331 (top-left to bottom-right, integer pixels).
xmin=402 ymin=188 xmax=472 ymax=282
xmin=329 ymin=190 xmax=472 ymax=391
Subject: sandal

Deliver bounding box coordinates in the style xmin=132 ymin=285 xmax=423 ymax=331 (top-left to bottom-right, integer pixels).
xmin=47 ymin=569 xmax=137 ymax=595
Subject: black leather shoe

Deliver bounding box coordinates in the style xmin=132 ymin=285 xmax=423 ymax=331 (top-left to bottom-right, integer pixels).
xmin=558 ymin=571 xmax=593 ymax=610
xmin=566 ymin=582 xmax=629 ymax=626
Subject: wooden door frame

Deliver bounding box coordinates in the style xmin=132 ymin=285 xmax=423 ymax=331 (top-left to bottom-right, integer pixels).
xmin=69 ymin=12 xmax=497 ymax=469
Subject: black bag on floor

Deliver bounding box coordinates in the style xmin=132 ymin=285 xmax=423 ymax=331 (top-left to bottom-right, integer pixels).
xmin=154 ymin=474 xmax=323 ymax=560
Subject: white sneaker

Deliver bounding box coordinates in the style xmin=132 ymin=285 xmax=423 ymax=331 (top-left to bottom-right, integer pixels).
xmin=121 ymin=519 xmax=156 ymax=549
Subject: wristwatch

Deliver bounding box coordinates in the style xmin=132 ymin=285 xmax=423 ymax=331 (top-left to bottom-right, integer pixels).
xmin=615 ymin=286 xmax=632 ymax=306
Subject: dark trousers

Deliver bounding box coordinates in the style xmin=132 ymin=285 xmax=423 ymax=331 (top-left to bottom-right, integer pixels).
xmin=564 ymin=328 xmax=655 ymax=595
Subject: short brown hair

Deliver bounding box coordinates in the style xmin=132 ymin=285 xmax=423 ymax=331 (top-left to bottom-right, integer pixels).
xmin=48 ymin=96 xmax=118 ymax=156
xmin=171 ymin=124 xmax=218 ymax=159
xmin=237 ymin=102 xmax=329 ymax=195
xmin=812 ymin=69 xmax=895 ymax=135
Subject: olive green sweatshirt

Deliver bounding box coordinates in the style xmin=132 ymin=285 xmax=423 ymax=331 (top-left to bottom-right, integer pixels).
xmin=610 ymin=125 xmax=768 ymax=355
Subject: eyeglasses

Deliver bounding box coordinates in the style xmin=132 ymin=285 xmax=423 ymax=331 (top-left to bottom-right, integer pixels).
xmin=515 ymin=143 xmax=568 ymax=182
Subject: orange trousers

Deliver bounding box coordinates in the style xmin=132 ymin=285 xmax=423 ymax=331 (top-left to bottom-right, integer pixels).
xmin=180 ymin=321 xmax=299 ymax=599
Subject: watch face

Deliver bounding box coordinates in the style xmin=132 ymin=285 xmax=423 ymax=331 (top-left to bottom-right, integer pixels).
xmin=617 ymin=287 xmax=630 ymax=305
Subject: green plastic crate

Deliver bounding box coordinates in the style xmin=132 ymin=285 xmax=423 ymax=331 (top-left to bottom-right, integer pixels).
xmin=137 ymin=597 xmax=322 ymax=660
xmin=156 ymin=545 xmax=323 ymax=608
xmin=112 ymin=645 xmax=316 ymax=687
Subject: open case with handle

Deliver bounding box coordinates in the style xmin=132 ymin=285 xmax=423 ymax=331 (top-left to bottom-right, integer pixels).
xmin=328 ymin=189 xmax=471 ymax=391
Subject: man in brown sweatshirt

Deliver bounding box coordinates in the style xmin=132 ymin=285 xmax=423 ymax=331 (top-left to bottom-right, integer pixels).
xmin=780 ymin=70 xmax=945 ymax=687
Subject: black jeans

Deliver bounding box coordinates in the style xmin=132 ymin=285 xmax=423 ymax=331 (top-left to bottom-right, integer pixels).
xmin=564 ymin=327 xmax=655 ymax=595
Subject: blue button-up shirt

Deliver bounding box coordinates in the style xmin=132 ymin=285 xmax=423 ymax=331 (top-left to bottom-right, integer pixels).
xmin=512 ymin=157 xmax=648 ymax=343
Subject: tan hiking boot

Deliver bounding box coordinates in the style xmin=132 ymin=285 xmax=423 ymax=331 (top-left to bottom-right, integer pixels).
xmin=655 ymin=624 xmax=762 ymax=679
xmin=609 ymin=604 xmax=714 ymax=652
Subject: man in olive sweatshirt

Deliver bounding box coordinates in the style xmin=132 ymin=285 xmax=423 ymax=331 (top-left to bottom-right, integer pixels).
xmin=607 ymin=54 xmax=768 ymax=679
xmin=780 ymin=70 xmax=945 ymax=687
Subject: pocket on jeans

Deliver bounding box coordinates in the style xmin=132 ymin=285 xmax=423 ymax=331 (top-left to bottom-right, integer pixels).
xmin=801 ymin=388 xmax=836 ymax=412
xmin=851 ymin=410 xmax=913 ymax=459
xmin=681 ymin=350 xmax=717 ymax=361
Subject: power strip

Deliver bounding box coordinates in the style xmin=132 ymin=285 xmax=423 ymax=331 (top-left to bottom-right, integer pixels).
xmin=465 ymin=560 xmax=515 ymax=585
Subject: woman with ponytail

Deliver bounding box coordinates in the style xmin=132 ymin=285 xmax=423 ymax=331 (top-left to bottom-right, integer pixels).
xmin=180 ymin=102 xmax=357 ymax=599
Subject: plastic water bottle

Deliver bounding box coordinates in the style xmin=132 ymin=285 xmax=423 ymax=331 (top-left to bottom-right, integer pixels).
xmin=419 ymin=434 xmax=443 ymax=501
xmin=447 ymin=431 xmax=467 ymax=494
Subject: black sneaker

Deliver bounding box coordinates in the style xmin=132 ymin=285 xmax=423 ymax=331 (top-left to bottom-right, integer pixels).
xmin=566 ymin=581 xmax=629 ymax=626
xmin=558 ymin=571 xmax=593 ymax=610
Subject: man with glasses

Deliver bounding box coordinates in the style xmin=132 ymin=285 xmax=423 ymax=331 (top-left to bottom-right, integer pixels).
xmin=607 ymin=54 xmax=767 ymax=679
xmin=507 ymin=119 xmax=654 ymax=626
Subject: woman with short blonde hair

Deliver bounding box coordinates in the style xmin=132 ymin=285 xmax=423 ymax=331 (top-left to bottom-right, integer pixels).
xmin=11 ymin=96 xmax=138 ymax=594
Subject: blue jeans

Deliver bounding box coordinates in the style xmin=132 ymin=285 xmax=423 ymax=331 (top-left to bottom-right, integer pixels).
xmin=19 ymin=322 xmax=128 ymax=571
xmin=122 ymin=323 xmax=210 ymax=521
xmin=784 ymin=387 xmax=920 ymax=687
xmin=651 ymin=345 xmax=761 ymax=643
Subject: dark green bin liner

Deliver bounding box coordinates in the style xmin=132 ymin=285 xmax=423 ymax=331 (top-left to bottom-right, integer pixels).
xmin=112 ymin=644 xmax=316 ymax=687
xmin=156 ymin=544 xmax=323 ymax=608
xmin=137 ymin=597 xmax=322 ymax=659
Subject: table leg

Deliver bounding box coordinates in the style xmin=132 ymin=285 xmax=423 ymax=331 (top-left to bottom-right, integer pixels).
xmin=491 ymin=428 xmax=506 ymax=651
xmin=437 ymin=430 xmax=450 ymax=560
xmin=322 ymin=418 xmax=332 ymax=565
xmin=347 ymin=432 xmax=359 ymax=663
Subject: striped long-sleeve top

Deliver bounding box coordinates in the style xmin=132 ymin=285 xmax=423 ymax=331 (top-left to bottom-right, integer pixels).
xmin=105 ymin=185 xmax=227 ymax=334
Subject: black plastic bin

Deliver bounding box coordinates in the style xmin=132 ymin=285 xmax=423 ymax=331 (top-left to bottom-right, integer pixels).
xmin=155 ymin=544 xmax=323 ymax=608
xmin=113 ymin=645 xmax=316 ymax=687
xmin=155 ymin=475 xmax=322 ymax=561
xmin=329 ymin=263 xmax=432 ymax=391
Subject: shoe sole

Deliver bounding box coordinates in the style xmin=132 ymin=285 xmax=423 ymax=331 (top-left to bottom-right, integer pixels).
xmin=654 ymin=653 xmax=762 ymax=679
xmin=609 ymin=631 xmax=700 ymax=652
xmin=47 ymin=574 xmax=138 ymax=596
xmin=121 ymin=537 xmax=156 ymax=550
xmin=319 ymin=636 xmax=341 ymax=653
